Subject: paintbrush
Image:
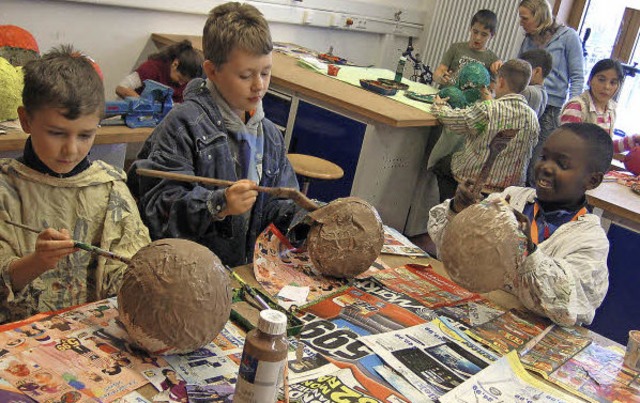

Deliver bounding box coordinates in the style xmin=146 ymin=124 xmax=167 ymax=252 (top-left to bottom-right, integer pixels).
xmin=2 ymin=218 xmax=131 ymax=264
xmin=471 ymin=129 xmax=519 ymax=199
xmin=135 ymin=168 xmax=320 ymax=212
xmin=224 ymin=265 xmax=271 ymax=310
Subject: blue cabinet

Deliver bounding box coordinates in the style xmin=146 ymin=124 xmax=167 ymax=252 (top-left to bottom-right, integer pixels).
xmin=263 ymin=91 xmax=366 ymax=203
xmin=589 ymin=224 xmax=640 ymax=345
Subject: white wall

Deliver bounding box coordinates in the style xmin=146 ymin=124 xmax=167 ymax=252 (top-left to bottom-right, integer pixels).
xmin=1 ymin=0 xmax=429 ymax=100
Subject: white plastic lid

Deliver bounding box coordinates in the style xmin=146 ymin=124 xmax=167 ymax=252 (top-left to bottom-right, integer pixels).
xmin=258 ymin=309 xmax=287 ymax=336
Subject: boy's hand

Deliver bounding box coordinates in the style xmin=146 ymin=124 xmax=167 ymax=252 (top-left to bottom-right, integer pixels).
xmin=451 ymin=179 xmax=478 ymax=213
xmin=438 ymin=69 xmax=453 ymax=85
xmin=480 ymin=86 xmax=493 ymax=101
xmin=34 ymin=228 xmax=77 ymax=271
xmin=511 ymin=209 xmax=536 ymax=254
xmin=433 ymin=95 xmax=450 ymax=107
xmin=490 ymin=60 xmax=503 ymax=75
xmin=220 ymin=180 xmax=258 ymax=217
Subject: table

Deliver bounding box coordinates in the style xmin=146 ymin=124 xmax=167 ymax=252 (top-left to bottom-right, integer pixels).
xmin=0 ymin=126 xmax=153 ymax=169
xmin=152 ymin=33 xmax=439 ymax=232
xmin=587 ymin=180 xmax=640 ymax=231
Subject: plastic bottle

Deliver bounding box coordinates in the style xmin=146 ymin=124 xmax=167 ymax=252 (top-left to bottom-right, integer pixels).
xmin=394 ymin=56 xmax=407 ymax=82
xmin=233 ymin=309 xmax=288 ymax=403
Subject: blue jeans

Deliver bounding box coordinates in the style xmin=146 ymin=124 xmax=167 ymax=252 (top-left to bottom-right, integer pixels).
xmin=527 ymin=105 xmax=561 ymax=186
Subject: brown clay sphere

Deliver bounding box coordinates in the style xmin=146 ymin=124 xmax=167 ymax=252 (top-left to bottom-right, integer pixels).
xmin=306 ymin=197 xmax=384 ymax=278
xmin=117 ymin=239 xmax=232 ymax=355
xmin=440 ymin=199 xmax=527 ymax=293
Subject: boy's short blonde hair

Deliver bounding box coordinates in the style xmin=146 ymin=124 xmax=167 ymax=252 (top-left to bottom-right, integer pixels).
xmin=22 ymin=45 xmax=104 ymax=119
xmin=203 ymin=2 xmax=273 ymax=67
xmin=498 ymin=59 xmax=532 ymax=94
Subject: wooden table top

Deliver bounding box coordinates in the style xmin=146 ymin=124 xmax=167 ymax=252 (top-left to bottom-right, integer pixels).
xmin=152 ymin=33 xmax=439 ymax=128
xmin=0 ymin=126 xmax=153 ymax=152
xmin=587 ymin=180 xmax=640 ymax=224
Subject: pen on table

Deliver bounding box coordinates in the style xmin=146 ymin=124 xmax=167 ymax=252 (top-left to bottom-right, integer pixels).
xmin=225 ymin=265 xmax=271 ymax=310
xmin=2 ymin=218 xmax=131 ymax=265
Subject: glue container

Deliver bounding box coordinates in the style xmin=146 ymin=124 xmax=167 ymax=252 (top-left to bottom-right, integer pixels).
xmin=233 ymin=309 xmax=288 ymax=403
xmin=394 ymin=56 xmax=407 ymax=82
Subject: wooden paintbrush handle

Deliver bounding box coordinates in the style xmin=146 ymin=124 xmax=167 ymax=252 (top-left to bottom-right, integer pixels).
xmin=471 ymin=149 xmax=501 ymax=198
xmin=135 ymin=168 xmax=276 ymax=195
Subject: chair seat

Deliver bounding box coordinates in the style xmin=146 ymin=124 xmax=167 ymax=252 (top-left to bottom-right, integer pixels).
xmin=287 ymin=154 xmax=344 ymax=181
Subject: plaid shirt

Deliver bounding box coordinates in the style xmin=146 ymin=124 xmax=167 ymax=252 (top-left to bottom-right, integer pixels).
xmin=432 ymin=94 xmax=539 ymax=193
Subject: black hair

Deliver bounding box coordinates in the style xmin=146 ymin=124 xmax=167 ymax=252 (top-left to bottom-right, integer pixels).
xmin=149 ymin=40 xmax=203 ymax=79
xmin=519 ymin=49 xmax=553 ymax=78
xmin=588 ymin=58 xmax=624 ymax=82
xmin=560 ymin=123 xmax=613 ymax=173
xmin=471 ymin=9 xmax=498 ymax=35
xmin=22 ymin=44 xmax=104 ymax=119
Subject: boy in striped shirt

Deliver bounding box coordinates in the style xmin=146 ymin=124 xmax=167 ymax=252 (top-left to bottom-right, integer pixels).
xmin=432 ymin=59 xmax=540 ymax=197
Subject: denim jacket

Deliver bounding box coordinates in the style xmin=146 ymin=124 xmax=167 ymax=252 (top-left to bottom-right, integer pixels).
xmin=128 ymin=78 xmax=300 ymax=266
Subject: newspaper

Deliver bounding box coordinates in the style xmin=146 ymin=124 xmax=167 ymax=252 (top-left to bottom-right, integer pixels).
xmin=279 ymin=368 xmax=406 ymax=403
xmin=253 ymin=224 xmax=388 ymax=305
xmin=439 ymin=351 xmax=584 ymax=402
xmin=359 ymin=319 xmax=495 ymax=400
xmin=435 ymin=299 xmax=506 ymax=327
xmin=520 ymin=326 xmax=592 ymax=377
xmin=373 ymin=264 xmax=480 ymax=308
xmin=381 ymin=225 xmax=429 ymax=257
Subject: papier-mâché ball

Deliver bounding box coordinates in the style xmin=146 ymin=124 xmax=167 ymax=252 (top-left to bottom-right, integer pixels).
xmin=118 ymin=239 xmax=232 ymax=355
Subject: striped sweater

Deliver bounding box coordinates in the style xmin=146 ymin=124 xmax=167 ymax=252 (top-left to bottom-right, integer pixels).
xmin=432 ymin=93 xmax=539 ymax=192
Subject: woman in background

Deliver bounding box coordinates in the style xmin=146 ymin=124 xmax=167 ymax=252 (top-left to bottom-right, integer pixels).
xmin=518 ymin=0 xmax=584 ymax=184
xmin=116 ymin=40 xmax=203 ymax=103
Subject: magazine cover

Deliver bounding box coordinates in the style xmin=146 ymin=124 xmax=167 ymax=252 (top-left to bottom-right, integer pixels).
xmin=359 ymin=319 xmax=494 ymax=401
xmin=439 ymin=351 xmax=584 ymax=403
xmin=435 ymin=299 xmax=506 ymax=327
xmin=253 ymin=224 xmax=388 ymax=305
xmin=548 ymin=342 xmax=640 ymax=403
xmin=466 ymin=309 xmax=552 ymax=355
xmin=520 ymin=326 xmax=592 ymax=377
xmin=373 ymin=265 xmax=480 ymax=308
xmin=381 ymin=225 xmax=429 ymax=257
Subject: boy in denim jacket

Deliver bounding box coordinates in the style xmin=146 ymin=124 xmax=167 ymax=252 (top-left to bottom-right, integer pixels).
xmin=128 ymin=2 xmax=300 ymax=266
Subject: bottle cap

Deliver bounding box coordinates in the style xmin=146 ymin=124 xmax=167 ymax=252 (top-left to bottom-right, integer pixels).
xmin=258 ymin=309 xmax=287 ymax=336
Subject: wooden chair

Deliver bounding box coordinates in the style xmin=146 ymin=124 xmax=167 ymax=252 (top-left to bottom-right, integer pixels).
xmin=287 ymin=154 xmax=344 ymax=195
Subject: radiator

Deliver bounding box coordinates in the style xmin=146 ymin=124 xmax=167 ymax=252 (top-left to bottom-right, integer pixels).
xmin=421 ymin=0 xmax=524 ymax=71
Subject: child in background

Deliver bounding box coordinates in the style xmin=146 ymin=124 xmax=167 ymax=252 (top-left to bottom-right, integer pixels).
xmin=128 ymin=2 xmax=301 ymax=267
xmin=0 ymin=46 xmax=150 ymax=324
xmin=519 ymin=49 xmax=552 ymax=118
xmin=428 ymin=123 xmax=613 ymax=327
xmin=115 ymin=40 xmax=203 ymax=103
xmin=560 ymin=58 xmax=640 ymax=153
xmin=433 ymin=9 xmax=503 ymax=87
xmin=431 ymin=59 xmax=539 ymax=199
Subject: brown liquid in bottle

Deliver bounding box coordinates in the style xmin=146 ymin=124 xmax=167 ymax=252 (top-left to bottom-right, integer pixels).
xmin=233 ymin=309 xmax=288 ymax=403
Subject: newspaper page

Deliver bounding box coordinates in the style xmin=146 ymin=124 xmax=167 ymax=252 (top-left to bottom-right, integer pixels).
xmin=280 ymin=368 xmax=407 ymax=403
xmin=359 ymin=319 xmax=495 ymax=400
xmin=381 ymin=225 xmax=429 ymax=257
xmin=253 ymin=224 xmax=388 ymax=304
xmin=435 ymin=299 xmax=506 ymax=327
xmin=373 ymin=264 xmax=480 ymax=308
xmin=439 ymin=351 xmax=584 ymax=403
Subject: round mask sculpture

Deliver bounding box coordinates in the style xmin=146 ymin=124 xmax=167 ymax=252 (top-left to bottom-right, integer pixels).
xmin=457 ymin=61 xmax=490 ymax=90
xmin=440 ymin=199 xmax=528 ymax=293
xmin=118 ymin=239 xmax=232 ymax=355
xmin=438 ymin=86 xmax=468 ymax=109
xmin=0 ymin=57 xmax=22 ymax=122
xmin=306 ymin=197 xmax=384 ymax=279
xmin=0 ymin=25 xmax=39 ymax=67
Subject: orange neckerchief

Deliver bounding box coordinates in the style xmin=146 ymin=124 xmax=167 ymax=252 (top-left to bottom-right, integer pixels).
xmin=530 ymin=202 xmax=588 ymax=245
